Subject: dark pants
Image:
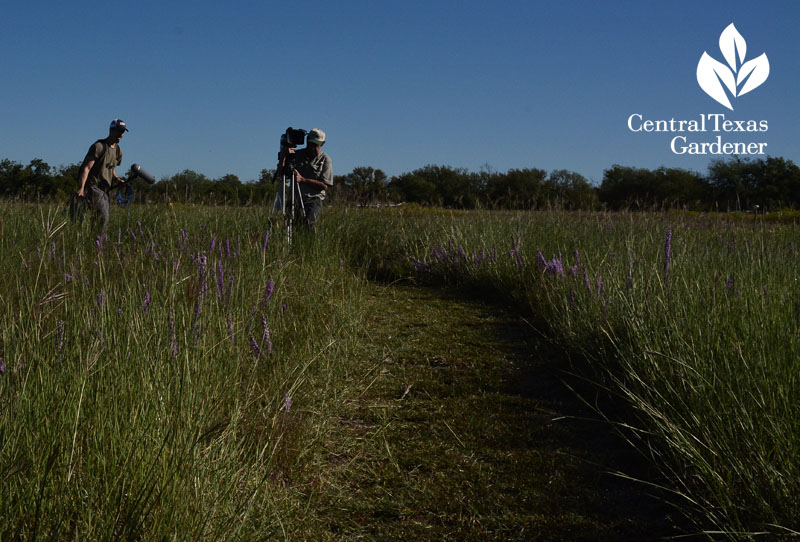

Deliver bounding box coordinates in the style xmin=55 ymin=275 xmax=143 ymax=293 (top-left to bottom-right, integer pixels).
xmin=90 ymin=186 xmax=110 ymax=227
xmin=69 ymin=186 xmax=109 ymax=228
xmin=301 ymin=197 xmax=323 ymax=229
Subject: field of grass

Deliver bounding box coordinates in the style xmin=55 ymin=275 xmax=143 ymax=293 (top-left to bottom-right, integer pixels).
xmin=2 ymin=201 xmax=800 ymax=539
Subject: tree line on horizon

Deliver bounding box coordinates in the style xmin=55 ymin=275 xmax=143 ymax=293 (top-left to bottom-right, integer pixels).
xmin=1 ymin=155 xmax=799 ymax=212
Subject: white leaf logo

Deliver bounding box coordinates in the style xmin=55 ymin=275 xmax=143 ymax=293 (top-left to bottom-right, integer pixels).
xmin=696 ymin=23 xmax=769 ymax=110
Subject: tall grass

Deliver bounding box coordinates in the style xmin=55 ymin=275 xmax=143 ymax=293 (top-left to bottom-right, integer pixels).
xmin=0 ymin=202 xmax=368 ymax=539
xmin=3 ymin=201 xmax=800 ymax=538
xmin=339 ymin=205 xmax=800 ymax=538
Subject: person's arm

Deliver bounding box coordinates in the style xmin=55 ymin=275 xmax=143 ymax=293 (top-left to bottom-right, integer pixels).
xmin=294 ymin=172 xmax=328 ymax=191
xmin=294 ymin=154 xmax=332 ymax=190
xmin=77 ymin=159 xmax=94 ymax=197
xmin=111 ymin=168 xmax=126 ymax=186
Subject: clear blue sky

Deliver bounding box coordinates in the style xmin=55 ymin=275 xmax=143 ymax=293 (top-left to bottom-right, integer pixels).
xmin=1 ymin=1 xmax=798 ymax=184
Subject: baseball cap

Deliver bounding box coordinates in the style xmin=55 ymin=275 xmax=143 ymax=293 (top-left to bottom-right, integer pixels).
xmin=307 ymin=128 xmax=325 ymax=145
xmin=110 ymin=119 xmax=129 ymax=132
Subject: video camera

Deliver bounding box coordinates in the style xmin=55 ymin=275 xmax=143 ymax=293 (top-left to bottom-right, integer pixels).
xmin=274 ymin=127 xmax=307 ymax=182
xmin=280 ymin=127 xmax=307 ymax=152
xmin=127 ymin=163 xmax=156 ymax=184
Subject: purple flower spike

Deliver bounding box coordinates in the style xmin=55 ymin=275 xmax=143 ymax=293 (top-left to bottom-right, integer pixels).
xmin=249 ymin=336 xmax=261 ymax=358
xmin=664 ymin=228 xmax=673 ymax=278
xmin=265 ymin=280 xmax=275 ymax=305
xmin=169 ymin=311 xmax=178 ymax=358
xmin=262 ymin=314 xmax=273 ymax=355
xmin=284 ymin=392 xmax=292 ymax=413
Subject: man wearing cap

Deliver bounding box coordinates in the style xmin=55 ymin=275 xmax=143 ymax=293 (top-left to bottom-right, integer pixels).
xmin=75 ymin=119 xmax=128 ymax=227
xmin=286 ymin=128 xmax=333 ymax=229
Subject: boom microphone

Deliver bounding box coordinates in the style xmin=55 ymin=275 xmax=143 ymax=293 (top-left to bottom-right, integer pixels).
xmin=129 ymin=163 xmax=156 ymax=184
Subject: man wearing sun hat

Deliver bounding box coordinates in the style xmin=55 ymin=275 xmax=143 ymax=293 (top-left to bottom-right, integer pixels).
xmin=74 ymin=118 xmax=129 ymax=227
xmin=290 ymin=128 xmax=333 ymax=229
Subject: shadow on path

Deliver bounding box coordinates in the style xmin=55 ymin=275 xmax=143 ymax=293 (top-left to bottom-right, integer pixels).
xmin=305 ymin=284 xmax=695 ymax=540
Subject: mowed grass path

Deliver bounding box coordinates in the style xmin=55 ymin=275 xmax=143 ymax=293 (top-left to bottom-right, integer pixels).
xmin=286 ymin=283 xmax=686 ymax=540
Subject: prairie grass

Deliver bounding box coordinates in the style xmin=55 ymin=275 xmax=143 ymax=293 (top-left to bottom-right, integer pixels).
xmin=2 ymin=201 xmax=799 ymax=539
xmin=0 ymin=202 xmax=367 ymax=539
xmin=343 ymin=205 xmax=800 ymax=538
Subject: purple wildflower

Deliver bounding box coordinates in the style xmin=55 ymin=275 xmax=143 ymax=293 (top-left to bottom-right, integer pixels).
xmin=283 ymin=392 xmax=292 ymax=413
xmin=249 ymin=336 xmax=261 ymax=358
xmin=0 ymin=358 xmax=4 ymax=375
xmin=210 ymin=234 xmax=216 ymax=251
xmin=282 ymin=303 xmax=287 ymax=313
xmin=664 ymin=228 xmax=672 ymax=277
xmin=97 ymin=290 xmax=106 ymax=309
xmin=65 ymin=273 xmax=72 ymax=282
xmin=227 ymin=313 xmax=235 ymax=343
xmin=726 ymin=277 xmax=734 ymax=292
xmin=412 ymin=258 xmax=430 ymax=274
xmin=261 ymin=314 xmax=273 ymax=354
xmin=55 ymin=320 xmax=64 ymax=354
xmin=265 ymin=280 xmax=275 ymax=305
xmin=191 ymin=298 xmax=202 ymax=345
xmin=216 ymin=261 xmax=226 ymax=300
xmin=169 ymin=310 xmax=178 ymax=358
xmin=143 ymin=292 xmax=151 ymax=314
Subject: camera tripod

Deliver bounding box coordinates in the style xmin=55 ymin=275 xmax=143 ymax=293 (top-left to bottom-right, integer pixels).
xmin=272 ymin=165 xmax=306 ymax=246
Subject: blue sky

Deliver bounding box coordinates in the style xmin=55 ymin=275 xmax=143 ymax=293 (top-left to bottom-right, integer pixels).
xmin=1 ymin=1 xmax=798 ymax=184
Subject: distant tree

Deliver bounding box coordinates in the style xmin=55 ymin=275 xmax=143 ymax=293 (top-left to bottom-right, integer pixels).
xmin=598 ymin=165 xmax=656 ymax=210
xmin=484 ymin=168 xmax=547 ymax=209
xmin=708 ymin=157 xmax=800 ymax=211
xmin=340 ymin=166 xmax=389 ymax=206
xmin=546 ymin=169 xmax=597 ymax=209
xmin=389 ymin=173 xmax=438 ymax=204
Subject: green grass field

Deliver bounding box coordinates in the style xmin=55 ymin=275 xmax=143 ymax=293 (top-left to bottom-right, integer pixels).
xmin=1 ymin=201 xmax=799 ymax=540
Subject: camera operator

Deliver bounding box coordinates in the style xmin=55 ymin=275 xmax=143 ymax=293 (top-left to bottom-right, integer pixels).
xmin=75 ymin=118 xmax=129 ymax=228
xmin=278 ymin=128 xmax=332 ymax=229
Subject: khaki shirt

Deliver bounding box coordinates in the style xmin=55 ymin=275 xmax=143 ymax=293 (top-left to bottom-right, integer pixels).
xmin=85 ymin=139 xmax=122 ymax=190
xmin=294 ymin=148 xmax=332 ymax=200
